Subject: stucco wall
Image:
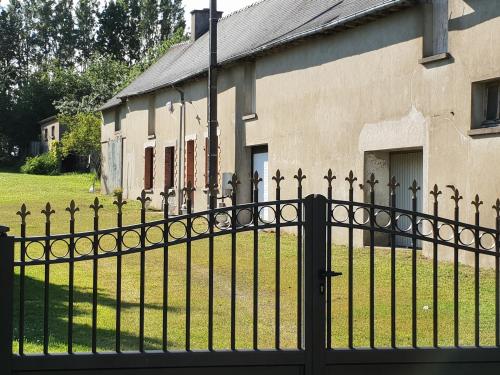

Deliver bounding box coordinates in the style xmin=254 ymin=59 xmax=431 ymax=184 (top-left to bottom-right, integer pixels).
xmin=101 ymin=0 xmax=500 ymax=266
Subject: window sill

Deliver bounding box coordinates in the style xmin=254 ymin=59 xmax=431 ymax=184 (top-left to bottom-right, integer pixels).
xmin=469 ymin=125 xmax=500 ymax=137
xmin=242 ymin=113 xmax=258 ymax=122
xmin=144 ymin=189 xmax=154 ymax=194
xmin=419 ymin=52 xmax=452 ymax=65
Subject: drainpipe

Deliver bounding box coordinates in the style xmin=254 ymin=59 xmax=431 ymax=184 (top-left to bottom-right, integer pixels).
xmin=174 ymin=87 xmax=185 ymax=214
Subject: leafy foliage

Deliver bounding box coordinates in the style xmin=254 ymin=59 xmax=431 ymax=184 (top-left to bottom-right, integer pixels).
xmin=20 ymin=143 xmax=62 ymax=175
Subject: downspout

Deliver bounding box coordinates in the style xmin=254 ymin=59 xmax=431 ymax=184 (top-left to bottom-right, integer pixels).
xmin=174 ymin=86 xmax=185 ymax=214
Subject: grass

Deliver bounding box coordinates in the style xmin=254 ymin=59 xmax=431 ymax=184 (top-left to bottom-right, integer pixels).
xmin=0 ymin=172 xmax=498 ymax=353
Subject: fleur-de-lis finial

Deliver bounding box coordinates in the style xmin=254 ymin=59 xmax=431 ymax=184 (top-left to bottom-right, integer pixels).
xmin=345 ymin=170 xmax=357 ymax=189
xmin=294 ymin=168 xmax=306 ymax=188
xmin=360 ymin=173 xmax=378 ymax=192
xmin=471 ymin=194 xmax=483 ymax=213
xmin=16 ymin=204 xmax=31 ymax=225
xmin=41 ymin=202 xmax=55 ymax=222
xmin=160 ymin=188 xmax=176 ymax=200
xmin=228 ymin=173 xmax=241 ymax=193
xmin=90 ymin=197 xmax=103 ymax=217
xmin=137 ymin=190 xmax=152 ymax=209
xmin=206 ymin=182 xmax=219 ymax=197
xmin=388 ymin=176 xmax=400 ymax=195
xmin=273 ymin=169 xmax=285 ymax=189
xmin=113 ymin=192 xmax=127 ymax=214
xmin=430 ymin=184 xmax=442 ymax=203
xmin=324 ymin=169 xmax=336 ymax=189
xmin=493 ymin=199 xmax=500 ymax=218
xmin=65 ymin=200 xmax=80 ymax=221
xmin=446 ymin=185 xmax=463 ymax=207
xmin=252 ymin=171 xmax=263 ymax=190
xmin=409 ymin=180 xmax=421 ymax=199
xmin=183 ymin=181 xmax=196 ymax=200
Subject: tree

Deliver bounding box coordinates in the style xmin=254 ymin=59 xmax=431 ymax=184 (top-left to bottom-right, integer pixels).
xmin=139 ymin=0 xmax=159 ymax=53
xmin=124 ymin=0 xmax=142 ymax=63
xmin=54 ymin=0 xmax=76 ymax=67
xmin=60 ymin=112 xmax=101 ymax=174
xmin=75 ymin=0 xmax=97 ymax=67
xmin=159 ymin=0 xmax=184 ymax=41
xmin=97 ymin=0 xmax=128 ymax=61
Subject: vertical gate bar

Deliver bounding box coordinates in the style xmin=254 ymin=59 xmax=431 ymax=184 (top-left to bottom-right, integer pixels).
xmin=252 ymin=173 xmax=260 ymax=350
xmin=90 ymin=198 xmax=102 ymax=354
xmin=411 ymin=183 xmax=419 ymax=348
xmin=42 ymin=203 xmax=54 ymax=355
xmin=185 ymin=187 xmax=193 ymax=351
xmin=369 ymin=178 xmax=377 ymax=349
xmin=495 ymin=201 xmax=500 ymax=347
xmin=17 ymin=205 xmax=29 ymax=356
xmin=0 ymin=229 xmax=14 ymax=375
xmin=295 ymin=170 xmax=305 ymax=350
xmin=274 ymin=173 xmax=281 ymax=349
xmin=447 ymin=186 xmax=462 ymax=348
xmin=229 ymin=176 xmax=239 ymax=351
xmin=67 ymin=202 xmax=78 ymax=354
xmin=138 ymin=192 xmax=147 ymax=353
xmin=473 ymin=196 xmax=482 ymax=347
xmin=113 ymin=194 xmax=126 ymax=353
xmin=304 ymin=195 xmax=326 ymax=375
xmin=208 ymin=192 xmax=215 ymax=351
xmin=431 ymin=186 xmax=441 ymax=348
xmin=389 ymin=178 xmax=399 ymax=348
xmin=161 ymin=190 xmax=171 ymax=352
xmin=348 ymin=176 xmax=354 ymax=349
xmin=325 ymin=172 xmax=333 ymax=350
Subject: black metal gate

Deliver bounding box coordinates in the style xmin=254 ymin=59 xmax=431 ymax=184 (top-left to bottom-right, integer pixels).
xmin=2 ymin=170 xmax=500 ymax=374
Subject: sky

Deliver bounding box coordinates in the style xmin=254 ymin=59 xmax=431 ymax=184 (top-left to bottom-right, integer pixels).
xmin=0 ymin=1 xmax=259 ymax=28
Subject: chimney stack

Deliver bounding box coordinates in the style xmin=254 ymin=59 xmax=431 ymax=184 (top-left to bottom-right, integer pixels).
xmin=191 ymin=8 xmax=223 ymax=42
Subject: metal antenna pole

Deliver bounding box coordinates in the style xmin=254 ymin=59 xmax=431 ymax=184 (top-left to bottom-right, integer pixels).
xmin=208 ymin=0 xmax=218 ymax=208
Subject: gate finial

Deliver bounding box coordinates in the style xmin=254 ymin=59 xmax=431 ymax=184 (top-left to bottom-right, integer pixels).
xmin=493 ymin=199 xmax=500 ymax=218
xmin=471 ymin=194 xmax=483 ymax=213
xmin=90 ymin=197 xmax=104 ymax=217
xmin=113 ymin=192 xmax=127 ymax=214
xmin=430 ymin=184 xmax=442 ymax=203
xmin=388 ymin=176 xmax=400 ymax=195
xmin=252 ymin=171 xmax=262 ymax=190
xmin=16 ymin=204 xmax=31 ymax=225
xmin=273 ymin=169 xmax=285 ymax=189
xmin=345 ymin=170 xmax=357 ymax=189
xmin=137 ymin=190 xmax=152 ymax=210
xmin=446 ymin=185 xmax=463 ymax=207
xmin=41 ymin=203 xmax=55 ymax=223
xmin=294 ymin=168 xmax=306 ymax=188
xmin=65 ymin=200 xmax=80 ymax=221
xmin=409 ymin=180 xmax=421 ymax=199
xmin=228 ymin=173 xmax=240 ymax=193
xmin=324 ymin=169 xmax=336 ymax=188
xmin=360 ymin=173 xmax=378 ymax=192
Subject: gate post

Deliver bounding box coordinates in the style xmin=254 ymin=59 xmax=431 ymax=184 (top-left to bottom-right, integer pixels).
xmin=303 ymin=195 xmax=327 ymax=375
xmin=0 ymin=226 xmax=14 ymax=375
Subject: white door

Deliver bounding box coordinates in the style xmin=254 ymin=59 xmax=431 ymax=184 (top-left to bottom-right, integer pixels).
xmin=390 ymin=151 xmax=423 ymax=248
xmin=252 ymin=148 xmax=269 ymax=221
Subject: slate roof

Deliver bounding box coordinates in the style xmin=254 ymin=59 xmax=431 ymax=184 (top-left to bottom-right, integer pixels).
xmin=101 ymin=0 xmax=413 ymax=111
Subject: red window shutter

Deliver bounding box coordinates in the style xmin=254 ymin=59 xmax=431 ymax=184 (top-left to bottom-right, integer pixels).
xmin=145 ymin=147 xmax=154 ymax=190
xmin=186 ymin=140 xmax=195 ymax=188
xmin=164 ymin=147 xmax=174 ymax=190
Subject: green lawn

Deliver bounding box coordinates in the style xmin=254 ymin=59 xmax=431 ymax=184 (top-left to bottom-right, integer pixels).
xmin=0 ymin=172 xmax=498 ymax=353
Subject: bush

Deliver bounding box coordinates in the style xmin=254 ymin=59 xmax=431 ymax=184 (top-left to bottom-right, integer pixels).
xmin=21 ymin=152 xmax=60 ymax=175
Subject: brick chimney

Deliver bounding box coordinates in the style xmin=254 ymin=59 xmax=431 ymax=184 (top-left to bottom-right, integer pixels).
xmin=190 ymin=8 xmax=223 ymax=42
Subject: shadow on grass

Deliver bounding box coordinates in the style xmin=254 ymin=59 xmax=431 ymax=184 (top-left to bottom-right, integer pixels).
xmin=13 ymin=274 xmax=179 ymax=353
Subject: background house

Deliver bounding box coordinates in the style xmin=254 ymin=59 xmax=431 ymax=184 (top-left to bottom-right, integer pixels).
xmin=100 ymin=0 xmax=500 ymax=266
xmin=39 ymin=116 xmax=63 ymax=154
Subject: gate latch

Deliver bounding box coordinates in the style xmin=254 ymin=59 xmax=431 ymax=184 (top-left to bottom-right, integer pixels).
xmin=321 ymin=270 xmax=343 ymax=278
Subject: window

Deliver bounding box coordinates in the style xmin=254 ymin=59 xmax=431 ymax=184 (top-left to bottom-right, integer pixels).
xmin=115 ymin=107 xmax=121 ymax=132
xmin=164 ymin=146 xmax=175 ymax=190
xmin=44 ymin=128 xmax=48 ymax=141
xmin=243 ymin=62 xmax=256 ymax=116
xmin=472 ymin=79 xmax=500 ymax=129
xmin=144 ymin=147 xmax=154 ymax=190
xmin=51 ymin=126 xmax=55 ymax=139
xmin=422 ymin=0 xmax=449 ymax=59
xmin=148 ymin=95 xmax=156 ymax=137
xmin=485 ymin=82 xmax=500 ymax=125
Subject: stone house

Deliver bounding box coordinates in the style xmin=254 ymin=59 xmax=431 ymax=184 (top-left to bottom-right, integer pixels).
xmin=100 ymin=0 xmax=500 ymax=264
xmin=39 ymin=116 xmax=63 ymax=154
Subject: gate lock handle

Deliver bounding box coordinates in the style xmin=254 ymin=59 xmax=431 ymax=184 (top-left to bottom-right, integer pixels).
xmin=321 ymin=270 xmax=343 ymax=278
